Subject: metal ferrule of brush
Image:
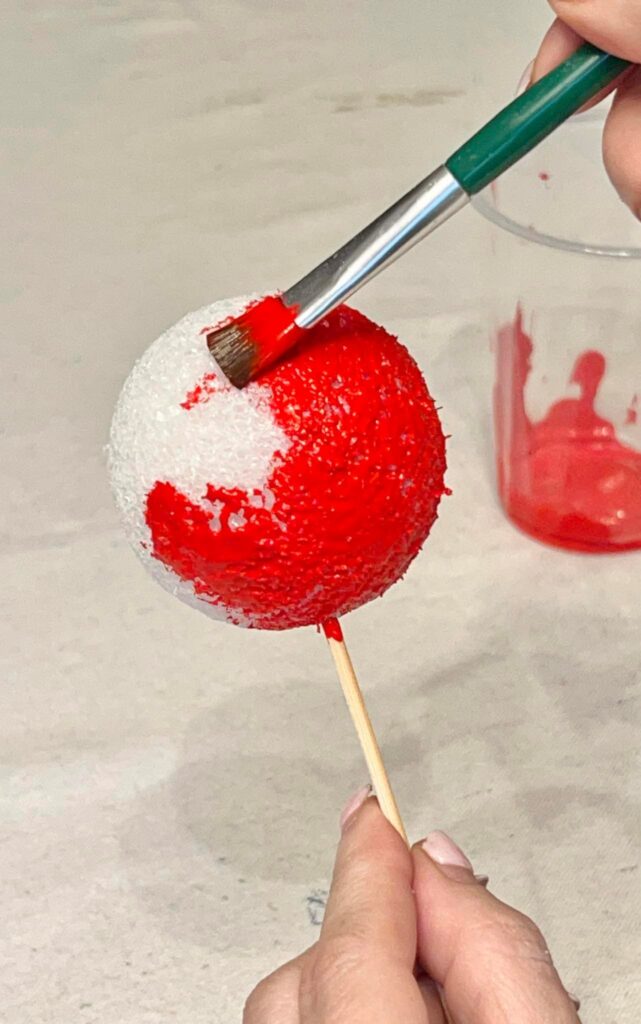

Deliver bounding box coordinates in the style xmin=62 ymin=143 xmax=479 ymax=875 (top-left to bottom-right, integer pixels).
xmin=283 ymin=166 xmax=468 ymax=328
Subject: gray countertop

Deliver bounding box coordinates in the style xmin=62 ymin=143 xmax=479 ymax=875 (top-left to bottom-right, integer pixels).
xmin=2 ymin=2 xmax=639 ymax=1022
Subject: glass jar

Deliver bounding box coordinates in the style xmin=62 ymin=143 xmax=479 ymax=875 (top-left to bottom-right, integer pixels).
xmin=474 ymin=105 xmax=641 ymax=552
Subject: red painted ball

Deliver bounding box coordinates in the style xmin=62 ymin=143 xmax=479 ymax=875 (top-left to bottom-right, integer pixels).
xmin=109 ymin=296 xmax=447 ymax=629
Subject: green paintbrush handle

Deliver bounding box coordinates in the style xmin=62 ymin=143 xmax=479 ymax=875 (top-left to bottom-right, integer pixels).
xmin=446 ymin=44 xmax=630 ymax=195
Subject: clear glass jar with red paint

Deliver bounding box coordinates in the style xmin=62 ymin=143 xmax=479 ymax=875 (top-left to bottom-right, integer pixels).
xmin=474 ymin=105 xmax=641 ymax=553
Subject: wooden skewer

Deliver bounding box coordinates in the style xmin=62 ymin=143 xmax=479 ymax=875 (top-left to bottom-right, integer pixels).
xmin=322 ymin=620 xmax=453 ymax=1018
xmin=322 ymin=618 xmax=408 ymax=846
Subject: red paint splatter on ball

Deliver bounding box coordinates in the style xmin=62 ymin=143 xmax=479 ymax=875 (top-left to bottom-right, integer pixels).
xmin=495 ymin=308 xmax=641 ymax=551
xmin=181 ymin=372 xmax=221 ymax=410
xmin=145 ymin=305 xmax=447 ymax=628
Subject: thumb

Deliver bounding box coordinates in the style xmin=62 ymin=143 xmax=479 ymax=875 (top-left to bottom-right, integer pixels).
xmin=412 ymin=832 xmax=580 ymax=1024
xmin=546 ymin=0 xmax=641 ymax=64
xmin=298 ymin=793 xmax=426 ymax=1024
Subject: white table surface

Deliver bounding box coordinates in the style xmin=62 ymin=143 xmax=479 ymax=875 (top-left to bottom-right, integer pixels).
xmin=2 ymin=2 xmax=639 ymax=1022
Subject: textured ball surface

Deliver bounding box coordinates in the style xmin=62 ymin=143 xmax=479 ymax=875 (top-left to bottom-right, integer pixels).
xmin=109 ymin=296 xmax=447 ymax=629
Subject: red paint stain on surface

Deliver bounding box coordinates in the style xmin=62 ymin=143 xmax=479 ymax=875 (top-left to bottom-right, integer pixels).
xmin=538 ymin=171 xmax=551 ymax=182
xmin=322 ymin=618 xmax=344 ymax=642
xmin=145 ymin=306 xmax=447 ymax=629
xmin=495 ymin=308 xmax=641 ymax=551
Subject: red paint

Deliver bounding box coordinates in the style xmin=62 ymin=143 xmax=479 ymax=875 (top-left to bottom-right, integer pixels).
xmin=322 ymin=618 xmax=344 ymax=642
xmin=145 ymin=305 xmax=447 ymax=629
xmin=538 ymin=171 xmax=550 ymax=182
xmin=181 ymin=372 xmax=220 ymax=410
xmin=205 ymin=294 xmax=305 ymax=379
xmin=495 ymin=308 xmax=641 ymax=551
xmin=625 ymin=394 xmax=638 ymax=426
xmin=147 ymin=481 xmax=275 ymax=581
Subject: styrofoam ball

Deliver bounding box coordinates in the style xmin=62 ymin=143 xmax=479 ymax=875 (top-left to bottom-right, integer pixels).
xmin=109 ymin=296 xmax=447 ymax=629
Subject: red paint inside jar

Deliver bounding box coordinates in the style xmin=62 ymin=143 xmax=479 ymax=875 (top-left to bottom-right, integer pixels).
xmin=495 ymin=308 xmax=641 ymax=552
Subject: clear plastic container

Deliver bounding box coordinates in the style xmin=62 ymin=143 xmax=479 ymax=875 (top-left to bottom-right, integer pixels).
xmin=474 ymin=106 xmax=641 ymax=552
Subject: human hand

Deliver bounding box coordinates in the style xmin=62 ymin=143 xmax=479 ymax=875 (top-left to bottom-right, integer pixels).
xmin=244 ymin=790 xmax=581 ymax=1023
xmin=532 ymin=0 xmax=641 ymax=218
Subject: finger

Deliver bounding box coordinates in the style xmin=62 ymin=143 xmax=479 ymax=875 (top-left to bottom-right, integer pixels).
xmin=321 ymin=795 xmax=414 ymax=956
xmin=533 ymin=21 xmax=641 ymax=216
xmin=530 ymin=16 xmax=641 ymax=213
xmin=299 ymin=794 xmax=427 ymax=1023
xmin=548 ymin=0 xmax=641 ymax=63
xmin=412 ymin=832 xmax=580 ymax=1024
xmin=603 ymin=67 xmax=641 ymax=217
xmin=532 ymin=17 xmax=584 ymax=82
xmin=416 ymin=976 xmax=446 ymax=1024
xmin=244 ymin=948 xmax=312 ymax=1024
xmin=531 ymin=18 xmax=630 ymax=112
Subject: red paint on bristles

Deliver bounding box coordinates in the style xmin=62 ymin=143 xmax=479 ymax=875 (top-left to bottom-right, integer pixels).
xmin=322 ymin=617 xmax=344 ymax=642
xmin=207 ymin=294 xmax=305 ymax=377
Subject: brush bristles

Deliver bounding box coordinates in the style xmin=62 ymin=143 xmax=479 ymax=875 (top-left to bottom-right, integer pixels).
xmin=206 ymin=320 xmax=257 ymax=389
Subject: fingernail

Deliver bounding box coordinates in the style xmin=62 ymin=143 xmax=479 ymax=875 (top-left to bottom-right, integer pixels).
xmin=516 ymin=60 xmax=535 ymax=97
xmin=422 ymin=830 xmax=473 ymax=870
xmin=568 ymin=992 xmax=581 ymax=1011
xmin=340 ymin=784 xmax=371 ymax=831
xmin=474 ymin=873 xmax=489 ymax=887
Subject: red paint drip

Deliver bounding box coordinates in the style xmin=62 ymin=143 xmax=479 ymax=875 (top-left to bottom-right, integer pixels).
xmin=322 ymin=618 xmax=344 ymax=642
xmin=145 ymin=305 xmax=447 ymax=628
xmin=625 ymin=394 xmax=638 ymax=426
xmin=205 ymin=294 xmax=305 ymax=378
xmin=495 ymin=308 xmax=641 ymax=551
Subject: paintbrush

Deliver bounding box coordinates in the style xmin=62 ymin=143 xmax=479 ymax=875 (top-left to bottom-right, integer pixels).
xmin=207 ymin=44 xmax=629 ymax=388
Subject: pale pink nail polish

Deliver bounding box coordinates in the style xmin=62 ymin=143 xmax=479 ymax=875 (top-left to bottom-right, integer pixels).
xmin=340 ymin=784 xmax=371 ymax=831
xmin=422 ymin=830 xmax=473 ymax=870
xmin=516 ymin=59 xmax=535 ymax=97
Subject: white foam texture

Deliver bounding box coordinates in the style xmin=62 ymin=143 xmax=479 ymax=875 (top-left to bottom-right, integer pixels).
xmin=109 ymin=295 xmax=290 ymax=624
